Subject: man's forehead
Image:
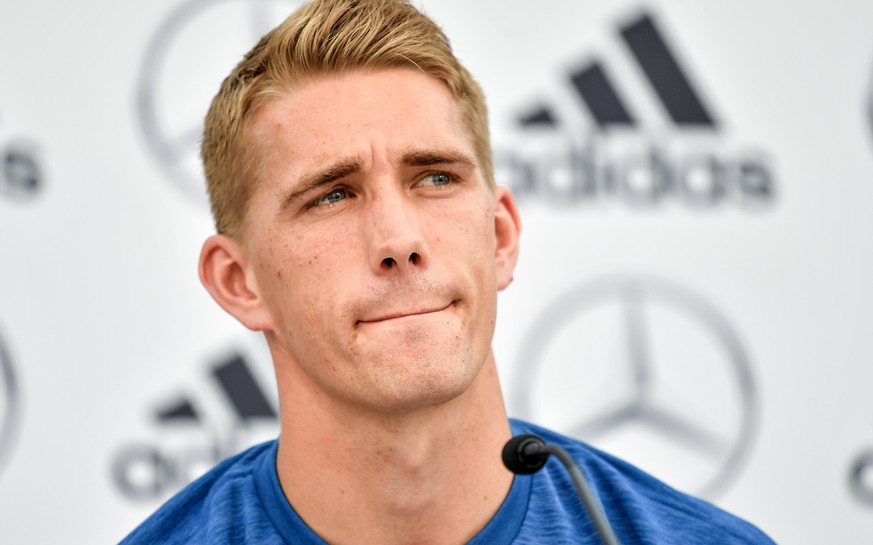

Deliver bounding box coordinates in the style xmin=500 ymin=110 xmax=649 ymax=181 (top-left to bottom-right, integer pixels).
xmin=245 ymin=68 xmax=476 ymax=175
xmin=248 ymin=68 xmax=463 ymax=134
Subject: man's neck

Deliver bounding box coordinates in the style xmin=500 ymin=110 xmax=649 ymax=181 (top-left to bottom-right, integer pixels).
xmin=273 ymin=353 xmax=513 ymax=545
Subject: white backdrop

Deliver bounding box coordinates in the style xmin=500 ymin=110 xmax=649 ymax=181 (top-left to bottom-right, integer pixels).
xmin=1 ymin=0 xmax=872 ymax=543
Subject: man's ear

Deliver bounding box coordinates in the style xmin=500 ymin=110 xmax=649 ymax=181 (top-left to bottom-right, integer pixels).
xmin=493 ymin=186 xmax=521 ymax=291
xmin=199 ymin=234 xmax=273 ymax=331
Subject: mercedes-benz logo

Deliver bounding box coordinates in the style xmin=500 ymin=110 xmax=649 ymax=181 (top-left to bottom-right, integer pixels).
xmin=850 ymin=448 xmax=873 ymax=506
xmin=136 ymin=0 xmax=299 ymax=206
xmin=0 ymin=327 xmax=20 ymax=479
xmin=1 ymin=140 xmax=44 ymax=202
xmin=512 ymin=276 xmax=759 ymax=499
xmin=868 ymin=64 xmax=873 ymax=154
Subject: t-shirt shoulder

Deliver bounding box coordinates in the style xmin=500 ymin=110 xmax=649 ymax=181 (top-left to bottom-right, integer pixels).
xmin=118 ymin=441 xmax=278 ymax=545
xmin=509 ymin=419 xmax=776 ymax=545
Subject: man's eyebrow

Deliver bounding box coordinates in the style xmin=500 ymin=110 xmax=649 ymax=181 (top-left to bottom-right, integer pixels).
xmin=401 ymin=149 xmax=476 ymax=168
xmin=280 ymin=158 xmax=362 ymax=207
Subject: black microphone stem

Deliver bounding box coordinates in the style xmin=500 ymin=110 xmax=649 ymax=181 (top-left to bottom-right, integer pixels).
xmin=541 ymin=444 xmax=621 ymax=545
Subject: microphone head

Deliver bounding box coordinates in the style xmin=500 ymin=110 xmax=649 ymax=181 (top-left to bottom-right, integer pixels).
xmin=502 ymin=434 xmax=549 ymax=475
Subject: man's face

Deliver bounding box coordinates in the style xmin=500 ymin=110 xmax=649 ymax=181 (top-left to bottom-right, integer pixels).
xmin=240 ymin=69 xmax=516 ymax=414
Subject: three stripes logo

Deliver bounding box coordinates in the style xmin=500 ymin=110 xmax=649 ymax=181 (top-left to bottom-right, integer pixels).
xmin=496 ymin=10 xmax=776 ymax=208
xmin=112 ymin=351 xmax=278 ymax=501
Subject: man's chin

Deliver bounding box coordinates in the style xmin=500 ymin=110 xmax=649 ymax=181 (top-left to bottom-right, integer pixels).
xmin=359 ymin=356 xmax=479 ymax=415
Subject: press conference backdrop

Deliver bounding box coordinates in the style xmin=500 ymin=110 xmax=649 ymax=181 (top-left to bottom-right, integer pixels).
xmin=1 ymin=0 xmax=872 ymax=542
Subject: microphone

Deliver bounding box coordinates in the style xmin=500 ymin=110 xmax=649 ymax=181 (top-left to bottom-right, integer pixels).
xmin=502 ymin=434 xmax=622 ymax=545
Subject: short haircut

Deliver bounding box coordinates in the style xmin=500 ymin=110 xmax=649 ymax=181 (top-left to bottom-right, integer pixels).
xmin=201 ymin=0 xmax=493 ymax=238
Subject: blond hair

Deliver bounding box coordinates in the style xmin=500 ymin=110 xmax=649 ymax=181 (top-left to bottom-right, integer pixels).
xmin=201 ymin=0 xmax=492 ymax=238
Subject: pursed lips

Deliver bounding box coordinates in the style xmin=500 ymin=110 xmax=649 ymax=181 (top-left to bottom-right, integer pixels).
xmin=357 ymin=303 xmax=453 ymax=325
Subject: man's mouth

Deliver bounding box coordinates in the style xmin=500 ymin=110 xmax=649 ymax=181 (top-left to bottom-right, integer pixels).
xmin=357 ymin=302 xmax=454 ymax=325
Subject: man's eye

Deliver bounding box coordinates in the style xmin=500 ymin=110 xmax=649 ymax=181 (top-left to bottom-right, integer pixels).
xmin=314 ymin=188 xmax=349 ymax=206
xmin=419 ymin=173 xmax=453 ymax=187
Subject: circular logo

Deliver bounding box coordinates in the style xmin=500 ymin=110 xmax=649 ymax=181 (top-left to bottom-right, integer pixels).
xmin=513 ymin=276 xmax=758 ymax=499
xmin=1 ymin=140 xmax=44 ymax=202
xmin=0 ymin=328 xmax=20 ymax=478
xmin=136 ymin=0 xmax=300 ymax=206
xmin=850 ymin=449 xmax=873 ymax=506
xmin=868 ymin=65 xmax=873 ymax=152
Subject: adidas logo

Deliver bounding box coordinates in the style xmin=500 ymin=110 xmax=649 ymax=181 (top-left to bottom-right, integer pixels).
xmin=112 ymin=350 xmax=278 ymax=502
xmin=495 ymin=10 xmax=776 ymax=208
xmin=155 ymin=352 xmax=276 ymax=423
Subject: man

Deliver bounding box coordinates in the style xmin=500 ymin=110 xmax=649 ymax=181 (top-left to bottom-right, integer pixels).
xmin=121 ymin=1 xmax=776 ymax=543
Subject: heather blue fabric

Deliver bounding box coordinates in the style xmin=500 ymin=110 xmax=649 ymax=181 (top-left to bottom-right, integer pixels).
xmin=119 ymin=419 xmax=776 ymax=544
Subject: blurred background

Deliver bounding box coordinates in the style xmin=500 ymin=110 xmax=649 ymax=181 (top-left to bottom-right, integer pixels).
xmin=1 ymin=0 xmax=872 ymax=542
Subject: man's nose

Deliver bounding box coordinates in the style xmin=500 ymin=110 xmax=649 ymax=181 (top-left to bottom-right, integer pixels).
xmin=365 ymin=185 xmax=430 ymax=275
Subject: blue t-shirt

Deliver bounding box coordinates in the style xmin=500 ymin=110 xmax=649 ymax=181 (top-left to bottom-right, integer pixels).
xmin=119 ymin=419 xmax=776 ymax=544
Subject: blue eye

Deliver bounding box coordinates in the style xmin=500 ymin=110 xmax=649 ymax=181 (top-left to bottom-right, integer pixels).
xmin=421 ymin=173 xmax=452 ymax=187
xmin=315 ymin=188 xmax=348 ymax=206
